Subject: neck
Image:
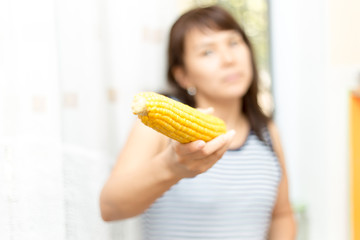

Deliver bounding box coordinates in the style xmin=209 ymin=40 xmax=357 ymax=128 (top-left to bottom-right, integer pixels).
xmin=194 ymin=95 xmax=246 ymax=130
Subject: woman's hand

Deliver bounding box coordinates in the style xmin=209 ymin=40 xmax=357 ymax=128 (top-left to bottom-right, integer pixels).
xmin=165 ymin=129 xmax=236 ymax=179
xmin=100 ymin=107 xmax=234 ymax=220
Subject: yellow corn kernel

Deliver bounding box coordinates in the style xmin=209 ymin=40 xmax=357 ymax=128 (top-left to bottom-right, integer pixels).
xmin=131 ymin=92 xmax=227 ymax=143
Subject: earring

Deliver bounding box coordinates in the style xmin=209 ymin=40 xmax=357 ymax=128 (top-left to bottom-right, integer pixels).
xmin=187 ymin=86 xmax=197 ymax=96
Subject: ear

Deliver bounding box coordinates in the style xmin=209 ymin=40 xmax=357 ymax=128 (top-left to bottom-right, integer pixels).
xmin=172 ymin=66 xmax=191 ymax=89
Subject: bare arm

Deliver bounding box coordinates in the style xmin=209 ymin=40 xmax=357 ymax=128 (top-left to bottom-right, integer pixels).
xmin=99 ymin=119 xmax=235 ymax=221
xmin=267 ymin=122 xmax=297 ymax=240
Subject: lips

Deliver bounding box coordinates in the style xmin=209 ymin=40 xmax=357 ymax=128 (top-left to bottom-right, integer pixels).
xmin=222 ymin=72 xmax=242 ymax=83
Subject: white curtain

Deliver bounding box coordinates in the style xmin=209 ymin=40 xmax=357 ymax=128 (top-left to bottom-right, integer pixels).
xmin=0 ymin=0 xmax=178 ymax=239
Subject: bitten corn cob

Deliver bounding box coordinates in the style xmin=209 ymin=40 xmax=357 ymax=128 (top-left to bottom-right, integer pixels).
xmin=131 ymin=92 xmax=227 ymax=143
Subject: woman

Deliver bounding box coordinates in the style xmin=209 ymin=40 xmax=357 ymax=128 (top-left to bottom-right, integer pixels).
xmin=100 ymin=5 xmax=296 ymax=240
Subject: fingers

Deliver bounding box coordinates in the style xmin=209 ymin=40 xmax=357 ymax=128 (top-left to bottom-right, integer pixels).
xmin=203 ymin=130 xmax=236 ymax=154
xmin=173 ymin=140 xmax=206 ymax=155
xmin=190 ymin=132 xmax=234 ymax=172
xmin=188 ymin=130 xmax=236 ymax=159
xmin=172 ymin=130 xmax=235 ymax=160
xmin=211 ymin=132 xmax=235 ymax=160
xmin=169 ymin=130 xmax=236 ymax=178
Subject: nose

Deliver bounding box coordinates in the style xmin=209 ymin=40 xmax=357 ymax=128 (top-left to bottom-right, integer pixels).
xmin=220 ymin=47 xmax=234 ymax=65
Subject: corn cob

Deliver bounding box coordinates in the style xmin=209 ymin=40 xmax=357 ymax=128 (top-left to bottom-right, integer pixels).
xmin=131 ymin=92 xmax=227 ymax=143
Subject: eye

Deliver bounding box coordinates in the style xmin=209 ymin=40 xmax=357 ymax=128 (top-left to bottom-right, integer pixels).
xmin=229 ymin=39 xmax=241 ymax=47
xmin=202 ymin=49 xmax=214 ymax=56
xmin=229 ymin=35 xmax=244 ymax=47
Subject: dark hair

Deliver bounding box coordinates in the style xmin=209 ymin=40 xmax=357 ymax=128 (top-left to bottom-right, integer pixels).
xmin=166 ymin=5 xmax=271 ymax=141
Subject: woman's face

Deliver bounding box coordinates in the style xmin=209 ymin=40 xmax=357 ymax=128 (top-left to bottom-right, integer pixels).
xmin=181 ymin=28 xmax=253 ymax=101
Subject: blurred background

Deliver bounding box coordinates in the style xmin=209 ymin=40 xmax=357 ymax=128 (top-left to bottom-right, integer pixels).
xmin=0 ymin=0 xmax=359 ymax=239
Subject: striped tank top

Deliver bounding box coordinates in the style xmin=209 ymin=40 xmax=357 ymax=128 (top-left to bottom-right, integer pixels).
xmin=142 ymin=129 xmax=282 ymax=240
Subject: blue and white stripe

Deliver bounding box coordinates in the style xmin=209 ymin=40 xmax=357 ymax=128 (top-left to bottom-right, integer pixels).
xmin=142 ymin=129 xmax=282 ymax=240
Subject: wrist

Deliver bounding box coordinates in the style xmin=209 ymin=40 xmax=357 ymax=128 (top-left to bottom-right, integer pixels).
xmin=153 ymin=146 xmax=183 ymax=185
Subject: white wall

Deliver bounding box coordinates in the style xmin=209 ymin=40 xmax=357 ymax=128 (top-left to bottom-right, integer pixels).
xmin=0 ymin=0 xmax=65 ymax=239
xmin=271 ymin=0 xmax=359 ymax=239
xmin=0 ymin=0 xmax=178 ymax=239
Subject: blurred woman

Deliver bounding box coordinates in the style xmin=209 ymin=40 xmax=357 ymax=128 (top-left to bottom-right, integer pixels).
xmin=100 ymin=5 xmax=296 ymax=240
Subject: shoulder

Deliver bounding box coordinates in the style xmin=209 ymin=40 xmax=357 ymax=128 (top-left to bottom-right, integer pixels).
xmin=266 ymin=121 xmax=286 ymax=165
xmin=267 ymin=121 xmax=280 ymax=143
